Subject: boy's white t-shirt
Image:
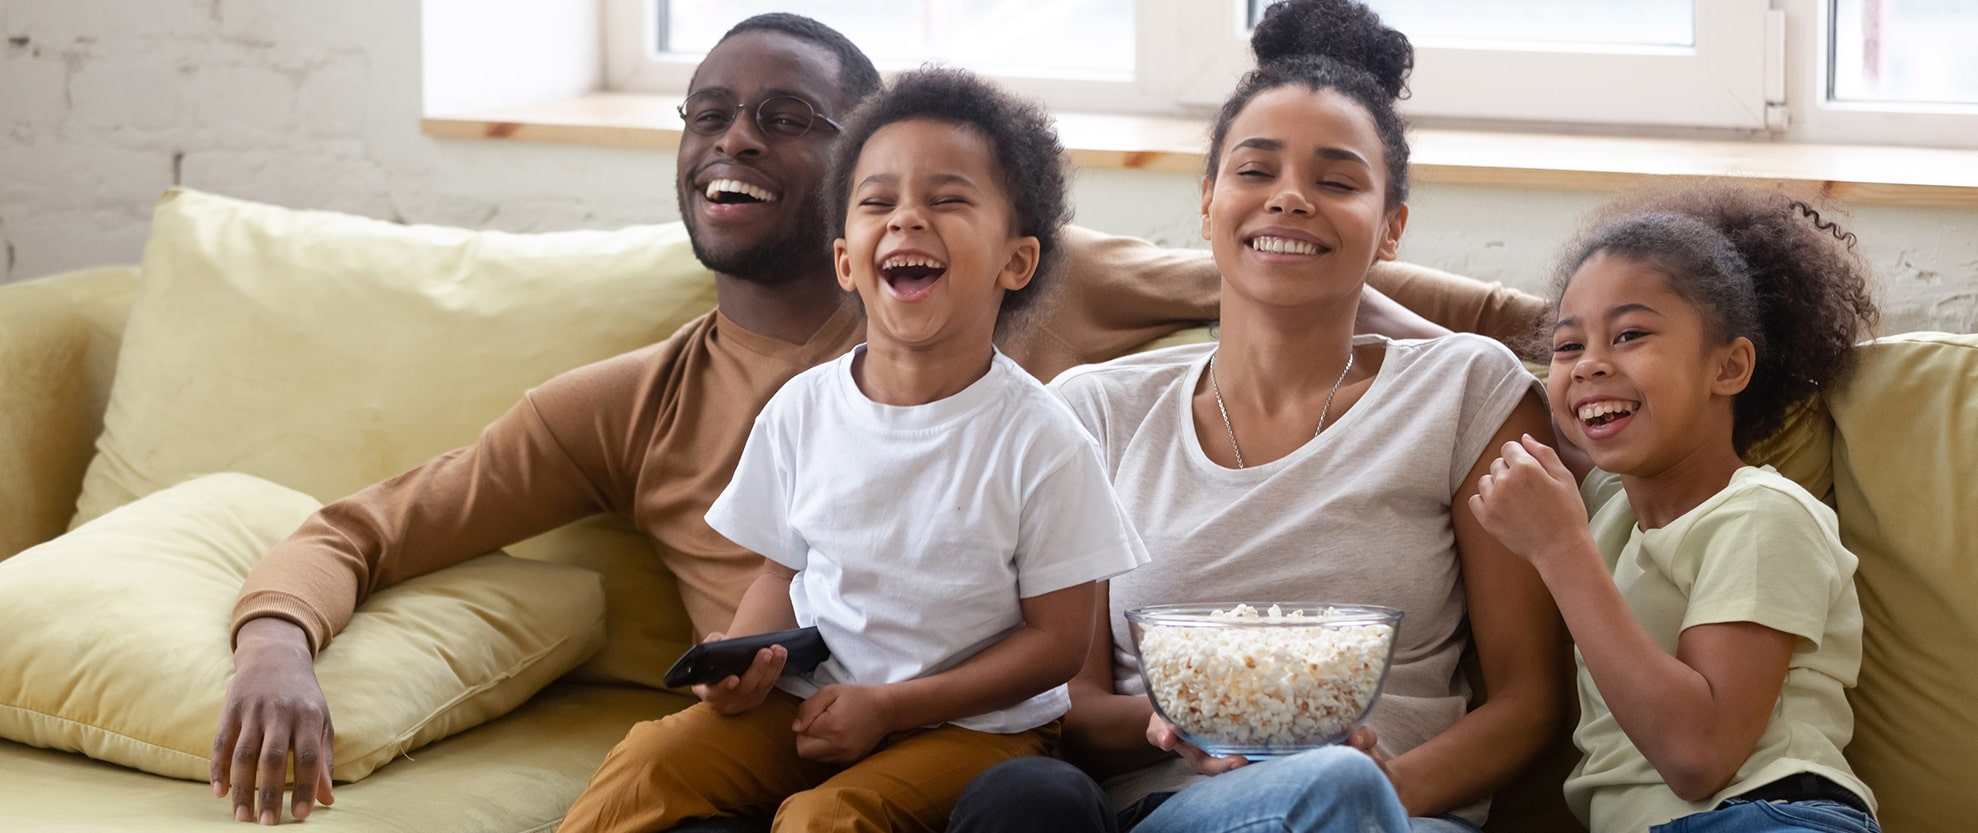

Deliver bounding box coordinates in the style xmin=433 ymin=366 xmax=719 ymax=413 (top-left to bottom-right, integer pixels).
xmin=1567 ymin=465 xmax=1873 ymax=832
xmin=706 ymin=345 xmax=1150 ymax=734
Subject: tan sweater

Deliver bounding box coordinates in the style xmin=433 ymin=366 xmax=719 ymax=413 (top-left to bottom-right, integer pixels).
xmin=232 ymin=229 xmax=1546 ymax=652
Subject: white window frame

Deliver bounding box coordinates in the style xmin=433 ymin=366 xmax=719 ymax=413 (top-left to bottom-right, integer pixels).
xmin=603 ymin=0 xmax=1189 ymax=115
xmin=1777 ymin=0 xmax=1978 ymax=148
xmin=602 ymin=0 xmax=1978 ymax=147
xmin=1175 ymin=0 xmax=1778 ymax=131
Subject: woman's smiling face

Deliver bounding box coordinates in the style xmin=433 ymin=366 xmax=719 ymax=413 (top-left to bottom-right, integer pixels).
xmin=1200 ymin=86 xmax=1406 ymax=312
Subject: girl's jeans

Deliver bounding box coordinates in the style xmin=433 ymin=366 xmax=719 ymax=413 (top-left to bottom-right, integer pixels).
xmin=1651 ymin=799 xmax=1881 ymax=833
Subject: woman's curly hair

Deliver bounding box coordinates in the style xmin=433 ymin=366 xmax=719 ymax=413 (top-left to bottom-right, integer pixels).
xmin=1207 ymin=0 xmax=1414 ymax=209
xmin=1550 ymin=182 xmax=1880 ymax=452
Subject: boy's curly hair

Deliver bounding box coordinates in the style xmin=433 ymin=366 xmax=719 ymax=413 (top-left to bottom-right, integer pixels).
xmin=825 ymin=67 xmax=1070 ymax=326
xmin=1550 ymin=182 xmax=1880 ymax=452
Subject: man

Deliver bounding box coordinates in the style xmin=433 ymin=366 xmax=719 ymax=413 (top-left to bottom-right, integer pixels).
xmin=209 ymin=14 xmax=1229 ymax=827
xmin=209 ymin=12 xmax=1539 ymax=827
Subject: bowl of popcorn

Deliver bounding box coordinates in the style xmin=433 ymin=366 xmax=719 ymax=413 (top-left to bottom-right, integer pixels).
xmin=1125 ymin=602 xmax=1403 ymax=758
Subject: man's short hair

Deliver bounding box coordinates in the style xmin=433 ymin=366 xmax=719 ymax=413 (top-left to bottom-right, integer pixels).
xmin=716 ymin=13 xmax=882 ymax=104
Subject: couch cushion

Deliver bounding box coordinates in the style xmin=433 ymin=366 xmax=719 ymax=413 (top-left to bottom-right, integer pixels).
xmin=70 ymin=188 xmax=709 ymax=687
xmin=1822 ymin=332 xmax=1978 ymax=833
xmin=0 ymin=472 xmax=607 ymax=783
xmin=0 ymin=267 xmax=140 ymax=561
xmin=0 ymin=681 xmax=692 ymax=833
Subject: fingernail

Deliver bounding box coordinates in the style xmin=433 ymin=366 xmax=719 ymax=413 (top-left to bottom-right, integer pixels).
xmin=295 ymin=801 xmax=312 ymax=820
xmin=235 ymin=806 xmax=252 ymax=823
xmin=212 ymin=780 xmax=223 ymax=798
xmin=261 ymin=808 xmax=276 ymax=826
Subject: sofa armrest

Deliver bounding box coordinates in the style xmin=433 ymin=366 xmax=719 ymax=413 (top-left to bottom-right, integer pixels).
xmin=0 ymin=267 xmax=140 ymax=558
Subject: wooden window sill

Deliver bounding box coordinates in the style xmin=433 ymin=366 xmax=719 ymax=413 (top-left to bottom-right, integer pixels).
xmin=423 ymin=93 xmax=1978 ymax=209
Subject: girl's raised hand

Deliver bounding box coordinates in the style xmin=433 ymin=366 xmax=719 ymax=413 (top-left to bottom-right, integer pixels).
xmin=1146 ymin=713 xmax=1248 ymax=775
xmin=1469 ymin=434 xmax=1593 ymax=569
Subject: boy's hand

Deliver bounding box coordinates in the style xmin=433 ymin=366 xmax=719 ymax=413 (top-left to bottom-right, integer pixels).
xmin=792 ymin=685 xmax=891 ymax=763
xmin=1146 ymin=713 xmax=1246 ymax=775
xmin=690 ymin=633 xmax=787 ymax=715
xmin=1469 ymin=434 xmax=1593 ymax=569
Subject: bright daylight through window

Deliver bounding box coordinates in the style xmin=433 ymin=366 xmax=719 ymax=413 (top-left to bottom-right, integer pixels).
xmin=622 ymin=0 xmax=1978 ymax=146
xmin=1829 ymin=0 xmax=1978 ymax=105
xmin=661 ymin=0 xmax=1134 ymax=80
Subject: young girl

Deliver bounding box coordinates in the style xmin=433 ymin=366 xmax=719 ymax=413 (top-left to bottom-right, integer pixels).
xmin=1470 ymin=184 xmax=1881 ymax=833
xmin=555 ymin=69 xmax=1148 ymax=833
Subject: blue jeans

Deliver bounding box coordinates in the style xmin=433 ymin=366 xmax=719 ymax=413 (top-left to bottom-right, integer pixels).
xmin=950 ymin=748 xmax=1467 ymax=833
xmin=1651 ymin=799 xmax=1881 ymax=833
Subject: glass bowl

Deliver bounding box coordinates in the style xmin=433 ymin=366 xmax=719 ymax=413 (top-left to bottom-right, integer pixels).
xmin=1124 ymin=602 xmax=1404 ymax=758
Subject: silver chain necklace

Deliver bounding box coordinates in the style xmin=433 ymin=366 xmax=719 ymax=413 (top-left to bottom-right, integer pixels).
xmin=1208 ymin=348 xmax=1355 ymax=469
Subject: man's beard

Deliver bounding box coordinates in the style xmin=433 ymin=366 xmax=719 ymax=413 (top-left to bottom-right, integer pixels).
xmin=679 ymin=187 xmax=835 ymax=286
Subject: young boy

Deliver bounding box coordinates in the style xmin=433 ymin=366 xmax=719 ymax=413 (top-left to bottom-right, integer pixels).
xmin=555 ymin=68 xmax=1149 ymax=833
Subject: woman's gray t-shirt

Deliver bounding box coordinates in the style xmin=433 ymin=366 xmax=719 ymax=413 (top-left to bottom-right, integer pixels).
xmin=1049 ymin=333 xmax=1540 ymax=822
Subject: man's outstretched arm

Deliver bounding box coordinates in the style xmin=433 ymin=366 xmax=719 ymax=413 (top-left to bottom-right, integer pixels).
xmin=1008 ymin=227 xmax=1549 ymax=381
xmin=213 ymin=342 xmax=667 ymax=825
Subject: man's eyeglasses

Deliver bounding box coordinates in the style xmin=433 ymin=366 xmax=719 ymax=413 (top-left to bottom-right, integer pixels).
xmin=676 ymin=91 xmax=844 ymax=140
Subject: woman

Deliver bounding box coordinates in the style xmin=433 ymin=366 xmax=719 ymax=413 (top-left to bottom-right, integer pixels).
xmin=950 ymin=2 xmax=1568 ymax=831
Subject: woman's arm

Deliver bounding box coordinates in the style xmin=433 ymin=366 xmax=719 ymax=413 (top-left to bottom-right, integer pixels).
xmin=1365 ymin=261 xmax=1549 ymax=357
xmin=1471 ymin=437 xmax=1796 ymax=800
xmin=1383 ymin=393 xmax=1573 ymax=817
xmin=791 ymin=582 xmax=1098 ymax=763
xmin=1060 ymin=581 xmax=1174 ymax=777
xmin=1357 ymin=283 xmax=1451 ymax=341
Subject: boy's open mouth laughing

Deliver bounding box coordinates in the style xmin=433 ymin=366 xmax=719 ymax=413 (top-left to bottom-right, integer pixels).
xmin=879 ymin=251 xmax=948 ymax=301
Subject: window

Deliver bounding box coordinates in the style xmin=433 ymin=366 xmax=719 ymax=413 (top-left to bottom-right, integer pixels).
xmin=1215 ymin=0 xmax=1779 ymax=130
xmin=603 ymin=0 xmax=1977 ymax=148
xmin=606 ymin=0 xmax=1160 ymax=113
xmin=1830 ymin=0 xmax=1978 ymax=104
xmin=1790 ymin=0 xmax=1978 ymax=147
xmin=657 ymin=1 xmax=1134 ymax=80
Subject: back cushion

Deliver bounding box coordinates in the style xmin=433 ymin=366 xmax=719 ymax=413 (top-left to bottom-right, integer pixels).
xmin=1822 ymin=332 xmax=1978 ymax=833
xmin=70 ymin=188 xmax=714 ymax=686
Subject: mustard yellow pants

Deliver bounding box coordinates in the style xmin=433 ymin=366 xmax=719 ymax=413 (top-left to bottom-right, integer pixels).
xmin=557 ymin=690 xmax=1058 ymax=833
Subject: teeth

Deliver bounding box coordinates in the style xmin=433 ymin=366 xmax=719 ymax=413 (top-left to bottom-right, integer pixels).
xmin=704 ymin=178 xmax=778 ymax=202
xmin=1576 ymin=400 xmax=1638 ymax=421
xmin=1250 ymin=236 xmax=1321 ymax=255
xmin=880 ymin=255 xmax=947 ymax=271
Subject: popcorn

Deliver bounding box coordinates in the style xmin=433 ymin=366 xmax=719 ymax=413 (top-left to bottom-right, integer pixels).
xmin=1135 ymin=604 xmax=1394 ymax=749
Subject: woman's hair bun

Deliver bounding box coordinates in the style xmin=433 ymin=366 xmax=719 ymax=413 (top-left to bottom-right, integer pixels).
xmin=1250 ymin=0 xmax=1412 ymax=100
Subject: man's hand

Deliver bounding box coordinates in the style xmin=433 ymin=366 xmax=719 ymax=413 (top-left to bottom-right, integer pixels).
xmin=690 ymin=633 xmax=787 ymax=715
xmin=792 ymin=685 xmax=891 ymax=763
xmin=1469 ymin=434 xmax=1595 ymax=570
xmin=1146 ymin=713 xmax=1247 ymax=775
xmin=212 ymin=617 xmax=335 ymax=825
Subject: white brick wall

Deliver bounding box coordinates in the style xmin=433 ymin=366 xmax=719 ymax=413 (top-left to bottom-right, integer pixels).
xmin=2 ymin=0 xmax=1973 ymax=333
xmin=0 ymin=0 xmax=676 ymax=286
